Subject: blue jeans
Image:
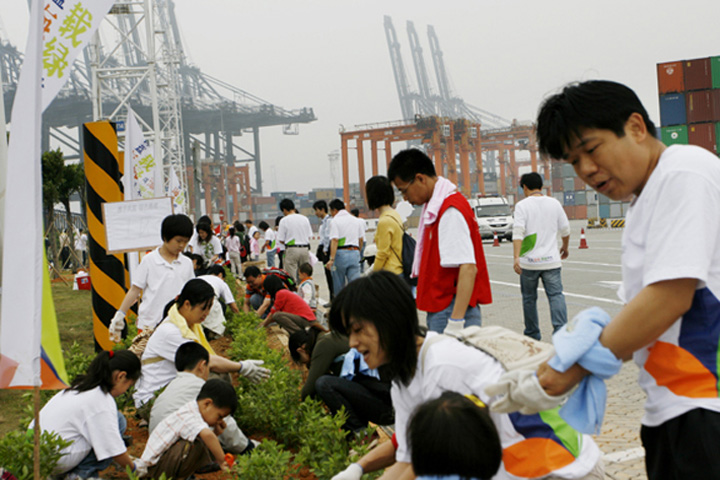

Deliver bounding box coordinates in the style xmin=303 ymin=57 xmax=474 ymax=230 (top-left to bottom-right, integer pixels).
xmin=250 ymin=293 xmax=272 ymax=319
xmin=68 ymin=411 xmax=126 ymax=478
xmin=266 ymin=250 xmax=276 ymax=268
xmin=332 ymin=249 xmax=361 ymax=294
xmin=520 ymin=267 xmax=567 ymax=340
xmin=425 ymin=296 xmax=482 ymax=333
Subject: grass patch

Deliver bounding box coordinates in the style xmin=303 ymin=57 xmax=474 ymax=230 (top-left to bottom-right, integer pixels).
xmin=0 ymin=280 xmax=95 ymax=436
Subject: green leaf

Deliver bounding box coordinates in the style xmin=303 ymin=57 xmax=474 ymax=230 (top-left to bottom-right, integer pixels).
xmin=519 ymin=233 xmax=537 ymax=257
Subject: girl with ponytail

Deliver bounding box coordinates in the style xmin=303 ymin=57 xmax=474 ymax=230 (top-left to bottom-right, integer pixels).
xmin=35 ymin=350 xmax=140 ymax=478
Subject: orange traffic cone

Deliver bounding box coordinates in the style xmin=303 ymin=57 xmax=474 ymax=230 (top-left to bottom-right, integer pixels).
xmin=492 ymin=231 xmax=500 ymax=247
xmin=579 ymin=228 xmax=589 ymax=249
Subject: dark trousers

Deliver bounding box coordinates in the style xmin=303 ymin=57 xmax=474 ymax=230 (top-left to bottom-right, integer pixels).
xmin=146 ymin=438 xmax=213 ymax=480
xmin=315 ymin=375 xmax=394 ymax=434
xmin=317 ymin=245 xmax=334 ymax=300
xmin=641 ymin=408 xmax=720 ymax=480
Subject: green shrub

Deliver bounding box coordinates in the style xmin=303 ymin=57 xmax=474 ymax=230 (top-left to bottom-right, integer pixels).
xmin=293 ymin=399 xmax=351 ymax=479
xmin=0 ymin=429 xmax=72 ymax=480
xmin=233 ymin=440 xmax=298 ymax=478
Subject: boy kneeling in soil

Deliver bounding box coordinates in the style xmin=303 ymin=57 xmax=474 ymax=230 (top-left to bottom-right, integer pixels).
xmin=135 ymin=378 xmax=237 ymax=479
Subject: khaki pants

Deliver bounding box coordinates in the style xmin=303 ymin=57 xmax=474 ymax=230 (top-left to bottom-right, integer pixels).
xmin=146 ymin=438 xmax=213 ymax=480
xmin=273 ymin=312 xmax=316 ymax=335
xmin=284 ymin=246 xmax=309 ymax=283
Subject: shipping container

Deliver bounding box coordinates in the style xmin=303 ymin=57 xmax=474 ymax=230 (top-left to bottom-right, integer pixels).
xmin=575 ymin=205 xmax=587 ymax=220
xmin=660 ymin=93 xmax=687 ymax=126
xmin=661 ymin=125 xmax=689 ymax=145
xmin=575 ymin=190 xmax=586 ymax=205
xmin=686 ymin=90 xmax=714 ymax=124
xmin=552 ymin=177 xmax=563 ymax=192
xmin=563 ymin=206 xmax=576 ymax=219
xmin=561 ymin=163 xmax=575 ymax=177
xmin=716 ymin=123 xmax=720 ymax=155
xmin=599 ymin=194 xmax=610 ymax=205
xmin=563 ymin=191 xmax=575 ymax=206
xmin=586 ymin=191 xmax=598 ymax=205
xmin=684 ymin=57 xmax=712 ymax=91
xmin=551 ymin=164 xmax=563 ymax=179
xmin=712 ymin=89 xmax=720 ymax=122
xmin=552 ymin=192 xmax=564 ymax=204
xmin=573 ymin=177 xmax=585 ymax=190
xmin=712 ymin=56 xmax=720 ymax=89
xmin=563 ymin=177 xmax=574 ymax=192
xmin=657 ymin=61 xmax=685 ymax=94
xmin=599 ymin=204 xmax=610 ymax=218
xmin=688 ymin=122 xmax=717 ymax=153
xmin=609 ymin=203 xmax=623 ymax=218
xmin=622 ymin=202 xmax=632 ymax=216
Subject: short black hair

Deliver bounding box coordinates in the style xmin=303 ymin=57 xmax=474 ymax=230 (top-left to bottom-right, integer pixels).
xmin=537 ymin=80 xmax=657 ymax=160
xmin=207 ymin=264 xmax=225 ymax=278
xmin=244 ymin=219 xmax=253 ymax=225
xmin=409 ymin=391 xmax=502 ymax=479
xmin=197 ymin=215 xmax=212 ymax=226
xmin=350 ymin=208 xmax=360 ymax=217
xmin=196 ymin=223 xmax=213 ymax=238
xmin=263 ymin=274 xmax=286 ymax=298
xmin=197 ymin=378 xmax=238 ymax=416
xmin=365 ymin=176 xmax=395 ymax=210
xmin=165 ymin=279 xmax=215 ymax=318
xmin=258 ymin=221 xmax=270 ymax=230
xmin=175 ymin=341 xmax=210 ymax=372
xmin=329 ymin=199 xmax=345 ymax=211
xmin=387 ymin=149 xmax=436 ymax=183
xmin=298 ymin=263 xmax=313 ymax=277
xmin=279 ymin=199 xmax=295 ymax=212
xmin=244 ymin=266 xmax=261 ymax=279
xmin=313 ymin=200 xmax=328 ymax=212
xmin=275 ymin=215 xmax=283 ymax=227
xmin=288 ymin=328 xmax=319 ymax=364
xmin=329 ymin=271 xmax=419 ymax=386
xmin=161 ymin=214 xmax=194 ymax=242
xmin=520 ymin=172 xmax=543 ymax=190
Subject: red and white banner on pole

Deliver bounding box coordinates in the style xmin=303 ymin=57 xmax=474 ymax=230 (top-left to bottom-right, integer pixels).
xmin=0 ymin=0 xmax=115 ymax=388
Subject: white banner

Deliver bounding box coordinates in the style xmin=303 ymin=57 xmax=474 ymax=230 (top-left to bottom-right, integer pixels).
xmin=125 ymin=107 xmax=161 ymax=200
xmin=169 ymin=166 xmax=186 ymax=214
xmin=0 ymin=0 xmax=115 ymax=387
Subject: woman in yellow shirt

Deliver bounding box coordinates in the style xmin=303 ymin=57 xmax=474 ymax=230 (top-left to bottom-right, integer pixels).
xmin=365 ymin=176 xmax=404 ymax=275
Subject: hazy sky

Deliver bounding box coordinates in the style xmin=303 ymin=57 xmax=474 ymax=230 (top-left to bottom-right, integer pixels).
xmin=4 ymin=0 xmax=720 ymax=194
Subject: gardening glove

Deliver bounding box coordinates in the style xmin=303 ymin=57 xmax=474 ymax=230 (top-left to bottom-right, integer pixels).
xmin=331 ymin=463 xmax=363 ymax=480
xmin=109 ymin=310 xmax=126 ymax=343
xmin=238 ymin=359 xmax=270 ymax=384
xmin=485 ymin=369 xmax=568 ymax=415
xmin=443 ymin=318 xmax=465 ymax=336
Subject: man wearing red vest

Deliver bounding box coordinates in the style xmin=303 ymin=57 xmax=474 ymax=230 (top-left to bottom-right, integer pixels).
xmin=388 ymin=149 xmax=492 ymax=333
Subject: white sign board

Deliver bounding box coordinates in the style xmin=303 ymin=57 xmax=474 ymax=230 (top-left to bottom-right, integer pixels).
xmin=103 ymin=197 xmax=173 ymax=254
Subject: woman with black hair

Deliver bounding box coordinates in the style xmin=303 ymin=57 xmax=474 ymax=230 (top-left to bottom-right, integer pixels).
xmin=259 ymin=220 xmax=277 ymax=267
xmin=188 ymin=223 xmax=222 ymax=269
xmin=258 ymin=274 xmax=325 ymax=334
xmin=330 ymin=271 xmax=603 ymax=480
xmin=408 ymin=391 xmax=502 ymax=480
xmin=365 ymin=176 xmax=404 ymax=275
xmin=133 ymin=279 xmax=269 ymax=410
xmin=34 ymin=350 xmax=140 ymax=477
xmin=288 ymin=328 xmax=349 ymax=400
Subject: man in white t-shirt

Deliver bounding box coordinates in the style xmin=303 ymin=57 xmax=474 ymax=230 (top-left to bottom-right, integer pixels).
xmin=244 ymin=219 xmax=258 ymax=241
xmin=388 ymin=149 xmax=492 ymax=333
xmin=276 ymin=199 xmax=313 ymax=282
xmin=326 ymin=199 xmax=363 ymax=294
xmin=513 ymin=172 xmax=570 ymax=340
xmin=350 ymin=208 xmax=367 ymax=272
xmin=198 ymin=265 xmax=239 ymax=337
xmin=535 ymin=80 xmax=720 ymax=479
xmin=74 ymin=228 xmax=88 ymax=267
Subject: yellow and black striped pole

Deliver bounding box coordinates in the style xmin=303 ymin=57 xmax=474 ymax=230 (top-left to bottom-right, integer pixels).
xmin=83 ymin=121 xmax=127 ymax=352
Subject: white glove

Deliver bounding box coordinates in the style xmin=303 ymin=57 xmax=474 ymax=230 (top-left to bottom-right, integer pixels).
xmin=109 ymin=310 xmax=126 ymax=343
xmin=485 ymin=369 xmax=567 ymax=415
xmin=238 ymin=359 xmax=270 ymax=384
xmin=443 ymin=318 xmax=465 ymax=336
xmin=331 ymin=463 xmax=363 ymax=480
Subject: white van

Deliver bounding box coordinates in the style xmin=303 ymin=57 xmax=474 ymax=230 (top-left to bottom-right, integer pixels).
xmin=470 ymin=196 xmax=514 ymax=241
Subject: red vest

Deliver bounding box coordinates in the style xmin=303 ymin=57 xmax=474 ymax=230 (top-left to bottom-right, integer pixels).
xmin=416 ymin=192 xmax=492 ymax=313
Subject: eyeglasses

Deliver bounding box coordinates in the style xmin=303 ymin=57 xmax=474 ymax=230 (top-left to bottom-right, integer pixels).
xmin=395 ymin=177 xmax=415 ymax=195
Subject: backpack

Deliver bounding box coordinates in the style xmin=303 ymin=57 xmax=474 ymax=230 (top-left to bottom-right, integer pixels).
xmin=389 ymin=217 xmax=417 ymax=287
xmin=263 ymin=267 xmax=297 ymax=292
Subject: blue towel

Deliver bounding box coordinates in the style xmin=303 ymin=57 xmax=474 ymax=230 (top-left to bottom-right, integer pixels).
xmin=340 ymin=348 xmax=380 ymax=380
xmin=548 ymin=307 xmax=622 ymax=434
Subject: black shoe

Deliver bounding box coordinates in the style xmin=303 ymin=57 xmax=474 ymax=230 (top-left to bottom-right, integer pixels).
xmin=122 ymin=434 xmax=133 ymax=447
xmin=195 ymin=462 xmax=220 ymax=474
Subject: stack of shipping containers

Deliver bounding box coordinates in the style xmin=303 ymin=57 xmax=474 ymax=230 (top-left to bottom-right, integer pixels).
xmin=549 ymin=161 xmax=630 ymax=220
xmin=658 ymin=57 xmax=720 ymax=155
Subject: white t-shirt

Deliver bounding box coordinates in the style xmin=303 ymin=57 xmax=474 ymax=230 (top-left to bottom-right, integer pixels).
xmin=198 ymin=274 xmax=236 ymax=335
xmin=277 ymin=213 xmax=313 ymax=247
xmin=437 ymin=207 xmax=475 ymax=267
xmin=621 ymin=145 xmax=720 ymax=427
xmin=392 ymin=333 xmax=600 ymax=479
xmin=247 ymin=225 xmax=259 ymax=239
xmin=513 ymin=195 xmax=570 ymax=270
xmin=263 ymin=228 xmax=276 ymax=250
xmin=74 ymin=233 xmax=87 ymax=251
xmin=188 ymin=235 xmax=222 ymax=266
xmin=37 ymin=387 xmax=126 ymax=474
xmin=132 ymin=248 xmax=195 ymax=330
xmin=136 ymin=400 xmax=210 ymax=475
xmin=329 ymin=210 xmax=363 ymax=248
xmin=134 ymin=322 xmax=194 ymax=407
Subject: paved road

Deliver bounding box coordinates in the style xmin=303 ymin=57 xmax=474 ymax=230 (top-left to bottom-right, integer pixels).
xmin=311 ymin=220 xmax=648 ymax=479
